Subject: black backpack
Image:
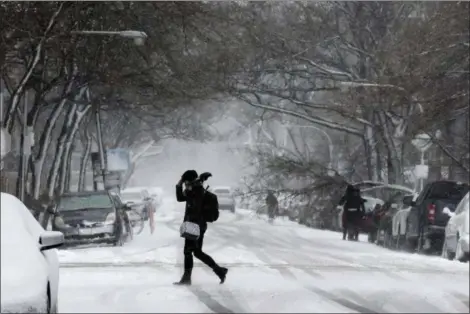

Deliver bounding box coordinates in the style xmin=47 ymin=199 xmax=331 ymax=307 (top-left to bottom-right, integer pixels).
xmin=202 ymin=190 xmax=219 ymax=223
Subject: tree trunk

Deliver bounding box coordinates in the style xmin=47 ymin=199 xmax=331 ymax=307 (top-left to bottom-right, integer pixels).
xmin=2 ymin=3 xmax=64 ymax=132
xmin=375 ymin=144 xmax=383 ymax=182
xmin=78 ymin=128 xmax=92 ymax=192
xmin=64 ymin=147 xmax=73 ymax=193
xmin=47 ymin=102 xmax=78 ymax=198
xmin=29 ymin=154 xmax=36 ymax=195
xmin=58 ymin=106 xmax=91 ymax=194
xmin=32 ymin=75 xmax=78 ymax=199
xmin=121 ymin=162 xmax=136 ymax=189
xmin=363 ymin=124 xmax=379 ymax=182
xmin=15 ymin=131 xmax=26 ymax=198
xmin=376 ymin=110 xmax=403 ymax=184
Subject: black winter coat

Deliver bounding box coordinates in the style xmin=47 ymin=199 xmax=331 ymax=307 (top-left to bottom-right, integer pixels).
xmin=339 ymin=190 xmax=366 ymax=218
xmin=176 ymin=184 xmax=207 ymax=230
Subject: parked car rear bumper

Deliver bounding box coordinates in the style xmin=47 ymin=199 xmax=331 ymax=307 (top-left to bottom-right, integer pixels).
xmin=63 ymin=233 xmax=118 ymax=246
xmin=219 ymin=203 xmax=235 ymax=210
xmin=424 ymin=225 xmax=446 ymax=237
xmin=60 ymin=225 xmax=118 ymax=246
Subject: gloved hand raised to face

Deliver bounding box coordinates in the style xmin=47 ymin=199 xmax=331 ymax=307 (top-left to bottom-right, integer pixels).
xmin=199 ymin=172 xmax=212 ymax=182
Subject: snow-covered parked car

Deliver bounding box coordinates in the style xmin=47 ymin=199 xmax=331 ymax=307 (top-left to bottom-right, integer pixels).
xmin=442 ymin=192 xmax=469 ymax=262
xmin=1 ymin=193 xmax=64 ymax=313
xmin=211 ymin=186 xmax=236 ymax=213
xmin=52 ymin=191 xmax=132 ymax=247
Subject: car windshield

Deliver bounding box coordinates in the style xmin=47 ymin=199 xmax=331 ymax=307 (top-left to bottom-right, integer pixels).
xmin=214 ymin=189 xmax=230 ymax=195
xmin=58 ymin=194 xmax=113 ymax=211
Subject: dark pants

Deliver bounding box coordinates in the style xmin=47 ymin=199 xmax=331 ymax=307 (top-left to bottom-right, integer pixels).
xmin=342 ymin=211 xmax=360 ymax=240
xmin=184 ymin=229 xmax=220 ymax=274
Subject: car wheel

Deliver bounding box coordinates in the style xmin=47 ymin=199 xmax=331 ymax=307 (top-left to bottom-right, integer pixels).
xmin=49 ymin=297 xmax=58 ymax=314
xmin=113 ymin=223 xmax=124 ymax=247
xmin=114 ymin=234 xmax=124 ymax=247
xmin=384 ymin=231 xmax=391 ymax=249
xmin=456 ymin=234 xmax=469 ymax=263
xmin=395 ymin=225 xmax=403 ymax=250
xmin=404 ymin=235 xmax=417 ymax=252
xmin=45 ymin=284 xmax=57 ymax=314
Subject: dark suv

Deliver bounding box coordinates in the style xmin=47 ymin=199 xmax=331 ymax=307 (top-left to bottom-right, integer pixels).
xmin=52 ymin=191 xmax=132 ymax=247
xmin=403 ymin=180 xmax=469 ymax=253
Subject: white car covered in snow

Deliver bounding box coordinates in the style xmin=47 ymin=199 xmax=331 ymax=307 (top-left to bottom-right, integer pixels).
xmin=1 ymin=193 xmax=64 ymax=313
xmin=211 ymin=186 xmax=236 ymax=213
xmin=442 ymin=192 xmax=469 ymax=262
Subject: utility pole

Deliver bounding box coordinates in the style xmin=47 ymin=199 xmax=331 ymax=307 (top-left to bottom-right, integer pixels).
xmin=94 ymin=102 xmax=107 ymax=186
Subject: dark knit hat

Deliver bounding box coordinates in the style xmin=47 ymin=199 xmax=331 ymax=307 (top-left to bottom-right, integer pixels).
xmin=182 ymin=170 xmax=198 ymax=182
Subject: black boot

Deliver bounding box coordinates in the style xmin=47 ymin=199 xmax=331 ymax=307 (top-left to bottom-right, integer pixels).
xmin=174 ymin=270 xmax=192 ymax=286
xmin=214 ymin=267 xmax=228 ymax=284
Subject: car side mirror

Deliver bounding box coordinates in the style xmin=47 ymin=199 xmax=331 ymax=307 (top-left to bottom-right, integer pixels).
xmin=443 ymin=207 xmax=455 ymax=218
xmin=39 ymin=231 xmax=64 ymax=251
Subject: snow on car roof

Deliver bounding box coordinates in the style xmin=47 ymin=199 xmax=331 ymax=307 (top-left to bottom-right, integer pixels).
xmin=212 ymin=186 xmax=231 ymax=190
xmin=212 ymin=186 xmax=231 ymax=192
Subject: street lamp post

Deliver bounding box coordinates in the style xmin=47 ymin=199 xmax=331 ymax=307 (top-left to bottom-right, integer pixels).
xmin=72 ymin=29 xmax=147 ymax=190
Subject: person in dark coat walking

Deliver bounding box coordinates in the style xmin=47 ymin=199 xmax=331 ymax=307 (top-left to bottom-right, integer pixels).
xmin=266 ymin=190 xmax=278 ymax=220
xmin=339 ymin=185 xmax=366 ymax=240
xmin=174 ymin=170 xmax=228 ymax=285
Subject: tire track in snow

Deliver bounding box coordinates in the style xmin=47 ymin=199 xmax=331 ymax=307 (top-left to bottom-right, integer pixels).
xmin=186 ymin=286 xmax=236 ymax=314
xmin=197 ymin=267 xmax=249 ymax=313
xmin=451 ymin=291 xmax=470 ymax=310
xmin=59 ymin=260 xmax=469 ymax=275
xmin=236 ymin=226 xmax=297 ymax=279
xmin=305 ymin=286 xmax=380 ymax=314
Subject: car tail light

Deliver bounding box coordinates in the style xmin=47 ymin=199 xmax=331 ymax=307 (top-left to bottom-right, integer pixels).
xmin=105 ymin=213 xmax=116 ymax=225
xmin=427 ymin=204 xmax=436 ymax=223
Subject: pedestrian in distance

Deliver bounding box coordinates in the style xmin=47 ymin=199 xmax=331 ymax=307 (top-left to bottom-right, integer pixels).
xmin=266 ymin=190 xmax=278 ymax=223
xmin=339 ymin=185 xmax=366 ymax=240
xmin=174 ymin=170 xmax=228 ymax=286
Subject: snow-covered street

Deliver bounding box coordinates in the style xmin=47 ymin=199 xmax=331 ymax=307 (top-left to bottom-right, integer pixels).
xmin=58 ymin=197 xmax=469 ymax=313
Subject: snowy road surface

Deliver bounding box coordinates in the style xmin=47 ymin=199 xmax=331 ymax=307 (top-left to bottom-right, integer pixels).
xmin=59 ymin=197 xmax=469 ymax=313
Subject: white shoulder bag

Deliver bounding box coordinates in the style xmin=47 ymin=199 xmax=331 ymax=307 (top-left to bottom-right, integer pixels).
xmin=180 ymin=221 xmax=200 ymax=240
